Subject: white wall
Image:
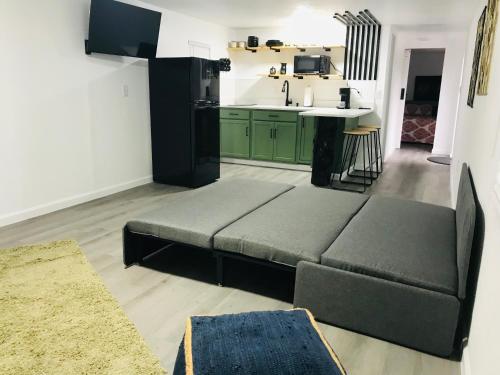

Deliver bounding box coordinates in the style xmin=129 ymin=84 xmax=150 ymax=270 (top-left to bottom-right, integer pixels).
xmin=154 ymin=5 xmax=232 ymax=103
xmin=384 ymin=29 xmax=467 ymax=157
xmin=451 ymin=4 xmax=500 ymax=375
xmin=406 ymin=49 xmax=445 ymax=100
xmin=0 ymin=0 xmax=229 ymax=227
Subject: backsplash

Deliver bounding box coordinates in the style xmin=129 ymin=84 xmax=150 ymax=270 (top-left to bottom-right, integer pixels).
xmin=221 ymin=48 xmax=377 ymax=109
xmin=222 ymin=76 xmax=377 ymax=109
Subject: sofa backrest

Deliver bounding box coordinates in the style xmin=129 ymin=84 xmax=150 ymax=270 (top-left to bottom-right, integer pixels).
xmin=456 ymin=163 xmax=477 ymax=300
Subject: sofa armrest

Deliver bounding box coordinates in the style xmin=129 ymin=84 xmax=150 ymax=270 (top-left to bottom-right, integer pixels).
xmin=294 ymin=261 xmax=461 ymax=357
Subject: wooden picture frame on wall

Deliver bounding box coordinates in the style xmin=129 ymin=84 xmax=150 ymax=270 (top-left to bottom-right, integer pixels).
xmin=477 ymin=0 xmax=499 ymax=96
xmin=468 ymin=7 xmax=487 ymax=107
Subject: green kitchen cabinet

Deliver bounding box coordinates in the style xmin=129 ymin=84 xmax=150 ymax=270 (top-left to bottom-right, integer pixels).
xmin=220 ymin=120 xmax=250 ymax=158
xmin=253 ymin=110 xmax=298 ymax=123
xmin=297 ymin=117 xmax=316 ymax=164
xmin=251 ymin=121 xmax=275 ymax=160
xmin=274 ymin=122 xmax=297 ymax=163
xmin=222 ymin=109 xmax=298 ymax=164
xmin=220 ymin=109 xmax=250 ymax=120
xmin=251 ymin=119 xmax=297 ymax=163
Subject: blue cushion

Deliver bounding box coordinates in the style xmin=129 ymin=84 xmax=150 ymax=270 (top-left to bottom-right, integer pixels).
xmin=173 ymin=309 xmax=346 ymax=375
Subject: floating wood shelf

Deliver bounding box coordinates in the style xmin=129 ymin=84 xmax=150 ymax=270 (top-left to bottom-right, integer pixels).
xmin=228 ymin=45 xmax=345 ymax=53
xmin=258 ymin=74 xmax=344 ymax=80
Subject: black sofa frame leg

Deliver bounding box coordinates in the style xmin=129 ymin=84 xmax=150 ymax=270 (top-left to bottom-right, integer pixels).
xmin=215 ymin=253 xmax=224 ymax=287
xmin=123 ymin=225 xmax=175 ymax=268
xmin=123 ymin=225 xmax=139 ymax=268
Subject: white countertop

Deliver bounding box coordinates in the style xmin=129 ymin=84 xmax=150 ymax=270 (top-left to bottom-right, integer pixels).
xmin=221 ymin=105 xmax=373 ymax=118
xmin=221 ymin=104 xmax=323 ymax=112
xmin=299 ymin=108 xmax=373 ymax=118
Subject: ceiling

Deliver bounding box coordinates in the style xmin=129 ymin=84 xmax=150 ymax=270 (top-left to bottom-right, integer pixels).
xmin=141 ymin=0 xmax=479 ymax=28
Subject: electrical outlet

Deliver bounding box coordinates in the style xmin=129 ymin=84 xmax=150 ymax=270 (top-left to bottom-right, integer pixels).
xmin=123 ymin=84 xmax=129 ymax=98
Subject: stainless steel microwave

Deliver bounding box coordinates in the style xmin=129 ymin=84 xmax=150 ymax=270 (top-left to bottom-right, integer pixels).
xmin=294 ymin=55 xmax=331 ymax=75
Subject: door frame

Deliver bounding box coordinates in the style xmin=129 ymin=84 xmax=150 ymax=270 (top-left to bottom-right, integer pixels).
xmin=384 ymin=29 xmax=467 ymax=158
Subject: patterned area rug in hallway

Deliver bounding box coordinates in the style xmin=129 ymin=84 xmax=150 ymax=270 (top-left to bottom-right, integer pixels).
xmin=0 ymin=240 xmax=165 ymax=375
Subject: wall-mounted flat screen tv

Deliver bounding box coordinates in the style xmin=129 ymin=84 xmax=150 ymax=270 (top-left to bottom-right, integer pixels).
xmin=87 ymin=0 xmax=162 ymax=58
xmin=414 ymin=76 xmax=442 ymax=102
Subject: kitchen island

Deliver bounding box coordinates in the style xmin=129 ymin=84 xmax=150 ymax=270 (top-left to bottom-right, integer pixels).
xmin=299 ymin=108 xmax=373 ymax=186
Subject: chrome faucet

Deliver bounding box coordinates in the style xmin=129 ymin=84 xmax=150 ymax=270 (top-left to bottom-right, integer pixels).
xmin=281 ymin=80 xmax=292 ymax=106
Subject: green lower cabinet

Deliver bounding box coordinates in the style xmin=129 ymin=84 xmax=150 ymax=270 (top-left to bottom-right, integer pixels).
xmin=251 ymin=121 xmax=274 ymax=160
xmin=251 ymin=120 xmax=297 ymax=163
xmin=297 ymin=117 xmax=316 ymax=164
xmin=273 ymin=122 xmax=297 ymax=163
xmin=221 ymin=109 xmax=301 ymax=164
xmin=220 ymin=120 xmax=250 ymax=158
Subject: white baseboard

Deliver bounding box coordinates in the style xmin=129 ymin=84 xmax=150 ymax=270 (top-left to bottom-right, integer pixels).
xmin=461 ymin=347 xmax=472 ymax=375
xmin=0 ymin=176 xmax=153 ymax=228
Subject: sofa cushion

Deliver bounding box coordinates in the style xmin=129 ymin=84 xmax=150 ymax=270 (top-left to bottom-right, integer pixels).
xmin=455 ymin=163 xmax=476 ymax=299
xmin=214 ymin=187 xmax=369 ymax=266
xmin=127 ymin=178 xmax=294 ymax=249
xmin=321 ymin=196 xmax=458 ymax=295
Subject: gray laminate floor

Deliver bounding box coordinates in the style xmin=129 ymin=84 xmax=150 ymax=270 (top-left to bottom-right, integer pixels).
xmin=0 ymin=144 xmax=457 ymax=375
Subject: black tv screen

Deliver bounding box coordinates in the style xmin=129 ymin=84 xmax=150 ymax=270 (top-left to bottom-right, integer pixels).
xmin=87 ymin=0 xmax=162 ymax=58
xmin=414 ymin=76 xmax=442 ymax=101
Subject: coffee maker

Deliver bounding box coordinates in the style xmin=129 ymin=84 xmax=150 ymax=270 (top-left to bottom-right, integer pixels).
xmin=338 ymin=87 xmax=351 ymax=109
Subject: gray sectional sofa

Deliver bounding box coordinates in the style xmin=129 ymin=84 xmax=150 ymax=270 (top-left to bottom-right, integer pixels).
xmin=123 ymin=164 xmax=478 ymax=358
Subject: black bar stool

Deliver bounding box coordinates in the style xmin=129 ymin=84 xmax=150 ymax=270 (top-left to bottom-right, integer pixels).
xmin=338 ymin=129 xmax=373 ymax=193
xmin=357 ymin=126 xmax=381 ymax=179
xmin=360 ymin=124 xmax=383 ymax=174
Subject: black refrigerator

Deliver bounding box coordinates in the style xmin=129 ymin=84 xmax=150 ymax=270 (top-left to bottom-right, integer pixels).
xmin=148 ymin=57 xmax=220 ymax=188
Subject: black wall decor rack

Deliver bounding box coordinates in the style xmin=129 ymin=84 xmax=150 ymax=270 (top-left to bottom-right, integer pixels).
xmin=334 ymin=9 xmax=381 ymax=81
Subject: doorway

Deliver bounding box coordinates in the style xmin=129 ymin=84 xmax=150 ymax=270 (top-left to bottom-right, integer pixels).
xmin=401 ymin=49 xmax=445 ymax=154
xmin=384 ymin=30 xmax=467 ymax=161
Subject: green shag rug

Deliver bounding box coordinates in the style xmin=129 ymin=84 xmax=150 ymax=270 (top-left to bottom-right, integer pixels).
xmin=0 ymin=240 xmax=165 ymax=375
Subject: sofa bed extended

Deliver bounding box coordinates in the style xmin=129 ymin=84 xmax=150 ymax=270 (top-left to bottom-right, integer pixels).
xmin=123 ymin=164 xmax=479 ymax=359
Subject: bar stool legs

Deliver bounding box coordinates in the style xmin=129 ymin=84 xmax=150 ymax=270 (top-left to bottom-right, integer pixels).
xmin=337 ymin=129 xmax=373 ymax=193
xmin=377 ymin=128 xmax=384 ymax=173
xmin=355 ymin=127 xmax=380 ymax=179
xmin=361 ymin=125 xmax=384 ymax=174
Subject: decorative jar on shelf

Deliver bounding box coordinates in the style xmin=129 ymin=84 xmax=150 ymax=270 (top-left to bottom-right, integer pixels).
xmin=280 ymin=63 xmax=287 ymax=75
